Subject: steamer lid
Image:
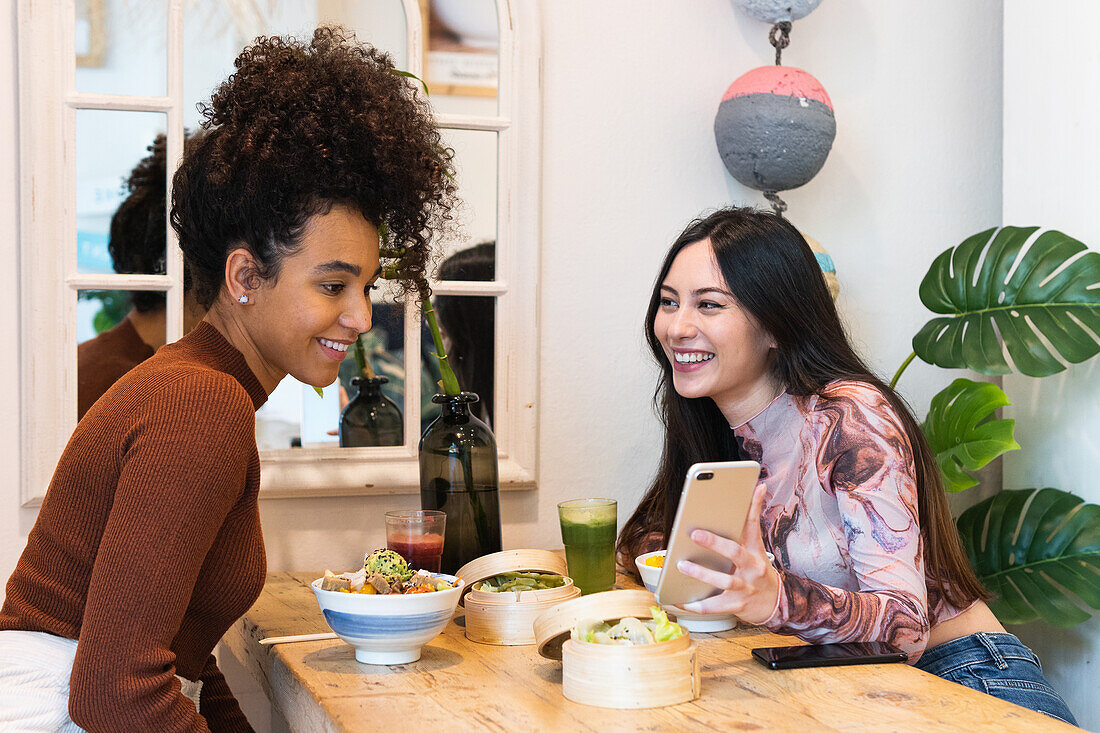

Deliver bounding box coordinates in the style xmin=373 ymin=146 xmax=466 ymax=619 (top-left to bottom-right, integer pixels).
xmin=455 ymin=549 xmax=570 ymax=604
xmin=532 ymin=589 xmax=659 ymax=660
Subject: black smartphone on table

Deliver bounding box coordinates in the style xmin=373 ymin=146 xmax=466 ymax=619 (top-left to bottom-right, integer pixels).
xmin=751 ymin=641 xmax=908 ymax=670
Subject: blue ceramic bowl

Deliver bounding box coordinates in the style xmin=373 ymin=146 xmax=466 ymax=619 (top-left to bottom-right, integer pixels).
xmin=311 ymin=574 xmax=464 ymax=664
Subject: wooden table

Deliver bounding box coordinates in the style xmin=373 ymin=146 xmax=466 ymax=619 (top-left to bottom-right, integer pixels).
xmin=221 ymin=571 xmax=1077 ymax=732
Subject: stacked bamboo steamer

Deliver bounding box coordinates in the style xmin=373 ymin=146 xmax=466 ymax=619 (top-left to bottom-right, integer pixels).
xmin=533 ymin=590 xmax=701 ymax=709
xmin=456 ymin=549 xmax=581 ymax=645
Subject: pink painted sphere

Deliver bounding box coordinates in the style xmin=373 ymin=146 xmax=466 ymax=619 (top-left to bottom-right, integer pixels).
xmin=714 ymin=65 xmax=836 ymax=192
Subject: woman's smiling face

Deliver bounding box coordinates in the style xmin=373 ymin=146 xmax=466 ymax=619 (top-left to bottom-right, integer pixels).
xmin=653 ymin=239 xmax=777 ymax=421
xmin=244 ymin=204 xmax=381 ymax=390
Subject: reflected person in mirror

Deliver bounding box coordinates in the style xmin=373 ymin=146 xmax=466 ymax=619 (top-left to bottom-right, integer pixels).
xmin=434 ymin=241 xmax=495 ymax=425
xmin=77 ymin=133 xmax=205 ymax=420
xmin=0 ymin=26 xmax=456 ymax=732
xmin=616 ymin=207 xmax=1076 ymax=725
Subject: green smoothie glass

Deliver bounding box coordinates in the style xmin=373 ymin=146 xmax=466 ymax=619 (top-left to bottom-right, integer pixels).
xmin=557 ymin=498 xmax=617 ymax=595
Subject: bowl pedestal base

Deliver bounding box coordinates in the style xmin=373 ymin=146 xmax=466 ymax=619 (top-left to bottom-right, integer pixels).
xmin=354 ymin=646 xmax=421 ymax=665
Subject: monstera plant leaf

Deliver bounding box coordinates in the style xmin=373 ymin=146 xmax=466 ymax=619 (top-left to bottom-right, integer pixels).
xmin=957 ymin=488 xmax=1100 ymax=627
xmin=914 ymin=226 xmax=1100 ymax=377
xmin=921 ymin=378 xmax=1020 ymax=492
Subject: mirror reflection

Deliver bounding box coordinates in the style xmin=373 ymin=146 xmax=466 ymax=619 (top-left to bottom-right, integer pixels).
xmin=76 ymin=0 xmax=166 ymax=95
xmin=255 ymin=292 xmax=451 ymax=450
xmin=336 ymin=302 xmax=406 ymax=448
xmin=77 ymin=110 xmax=168 ymax=275
xmin=434 ymin=128 xmax=498 ymax=275
xmin=77 ymin=289 xmax=170 ymax=420
xmin=319 ymin=0 xmax=409 ymax=69
xmin=75 ymin=130 xmax=204 ymax=420
xmin=435 ymin=245 xmax=496 ymax=426
xmin=423 ymin=0 xmax=499 ymax=109
xmin=72 ymin=1 xmax=502 ymax=450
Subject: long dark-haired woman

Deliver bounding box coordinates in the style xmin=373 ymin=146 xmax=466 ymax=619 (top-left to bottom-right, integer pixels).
xmin=0 ymin=27 xmax=454 ymax=731
xmin=618 ymin=207 xmax=1076 ymax=725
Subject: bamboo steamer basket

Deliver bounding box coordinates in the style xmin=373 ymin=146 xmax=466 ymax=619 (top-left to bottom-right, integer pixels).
xmin=532 ymin=589 xmax=700 ymax=709
xmin=456 ymin=549 xmax=581 ymax=646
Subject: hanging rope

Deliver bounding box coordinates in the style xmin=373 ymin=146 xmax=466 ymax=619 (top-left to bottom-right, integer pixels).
xmin=763 ymin=190 xmax=788 ymax=216
xmin=769 ymin=21 xmax=792 ymax=65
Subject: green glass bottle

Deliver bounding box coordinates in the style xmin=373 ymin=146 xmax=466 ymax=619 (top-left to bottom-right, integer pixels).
xmin=339 ymin=376 xmax=403 ymax=447
xmin=419 ymin=392 xmax=502 ymax=574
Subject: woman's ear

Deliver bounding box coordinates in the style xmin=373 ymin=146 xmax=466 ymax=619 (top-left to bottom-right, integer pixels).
xmin=225 ymin=248 xmax=259 ymax=303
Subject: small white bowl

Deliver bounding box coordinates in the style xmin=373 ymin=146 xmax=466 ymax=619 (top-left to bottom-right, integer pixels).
xmin=635 ymin=550 xmax=737 ymax=633
xmin=311 ymin=574 xmax=464 ymax=664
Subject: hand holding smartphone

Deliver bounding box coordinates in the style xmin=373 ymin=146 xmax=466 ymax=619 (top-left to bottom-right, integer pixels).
xmin=654 ymin=460 xmax=761 ymax=607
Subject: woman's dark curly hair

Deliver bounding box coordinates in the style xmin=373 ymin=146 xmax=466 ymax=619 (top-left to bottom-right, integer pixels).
xmin=171 ymin=26 xmax=456 ymax=308
xmin=109 ymin=134 xmax=169 ymax=312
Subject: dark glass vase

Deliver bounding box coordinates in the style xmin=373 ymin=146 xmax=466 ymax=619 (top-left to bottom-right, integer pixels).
xmin=419 ymin=392 xmax=502 ymax=574
xmin=339 ymin=377 xmax=403 ymax=447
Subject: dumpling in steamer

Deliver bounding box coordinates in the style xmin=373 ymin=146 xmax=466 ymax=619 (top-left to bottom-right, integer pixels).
xmin=607 ymin=616 xmax=656 ymax=645
xmin=571 ymin=618 xmax=612 ymax=644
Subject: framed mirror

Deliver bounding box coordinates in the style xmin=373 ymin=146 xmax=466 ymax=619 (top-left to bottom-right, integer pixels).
xmin=17 ymin=0 xmax=541 ymax=504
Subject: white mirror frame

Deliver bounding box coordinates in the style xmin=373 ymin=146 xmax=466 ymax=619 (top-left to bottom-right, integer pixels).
xmin=17 ymin=0 xmax=541 ymax=505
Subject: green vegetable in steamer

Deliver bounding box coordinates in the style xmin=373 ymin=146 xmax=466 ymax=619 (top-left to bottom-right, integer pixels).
xmin=473 ymin=571 xmax=565 ymax=592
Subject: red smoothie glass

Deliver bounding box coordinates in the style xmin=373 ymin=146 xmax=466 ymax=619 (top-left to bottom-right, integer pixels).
xmin=385 ymin=510 xmax=446 ymax=572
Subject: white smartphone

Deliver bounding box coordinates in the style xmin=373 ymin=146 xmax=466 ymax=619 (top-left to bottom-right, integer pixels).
xmin=654 ymin=460 xmax=761 ymax=607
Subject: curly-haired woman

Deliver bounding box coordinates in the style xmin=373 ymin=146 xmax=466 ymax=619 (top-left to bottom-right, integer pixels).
xmin=617 ymin=207 xmax=1076 ymax=725
xmin=0 ymin=27 xmax=455 ymax=731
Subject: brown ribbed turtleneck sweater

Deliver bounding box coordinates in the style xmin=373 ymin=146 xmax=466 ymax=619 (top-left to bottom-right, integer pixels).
xmin=76 ymin=313 xmax=156 ymax=420
xmin=2 ymin=321 xmax=267 ymax=732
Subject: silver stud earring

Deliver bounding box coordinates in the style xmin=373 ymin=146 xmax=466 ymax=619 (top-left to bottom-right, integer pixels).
xmin=237 ymin=295 xmax=249 ymax=304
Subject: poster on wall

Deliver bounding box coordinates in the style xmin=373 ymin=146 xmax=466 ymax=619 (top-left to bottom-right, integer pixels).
xmin=420 ymin=0 xmax=498 ymax=98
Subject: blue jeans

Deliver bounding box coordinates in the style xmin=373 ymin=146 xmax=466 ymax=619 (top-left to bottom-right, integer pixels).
xmin=915 ymin=632 xmax=1077 ymax=727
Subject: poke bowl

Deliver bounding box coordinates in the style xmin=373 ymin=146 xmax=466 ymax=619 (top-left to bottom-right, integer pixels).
xmin=635 ymin=550 xmax=737 ymax=633
xmin=311 ymin=569 xmax=465 ymax=665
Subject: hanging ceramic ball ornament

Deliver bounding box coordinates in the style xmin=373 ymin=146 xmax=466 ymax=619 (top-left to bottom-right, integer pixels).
xmin=733 ymin=0 xmax=822 ymax=24
xmin=714 ymin=65 xmax=836 ymax=196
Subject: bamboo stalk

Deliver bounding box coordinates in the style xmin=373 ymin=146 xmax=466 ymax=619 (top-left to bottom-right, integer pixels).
xmin=420 ymin=290 xmax=461 ymax=396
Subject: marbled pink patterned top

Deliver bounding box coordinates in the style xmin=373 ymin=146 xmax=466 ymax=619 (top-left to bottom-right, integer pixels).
xmin=735 ymin=380 xmax=965 ymax=661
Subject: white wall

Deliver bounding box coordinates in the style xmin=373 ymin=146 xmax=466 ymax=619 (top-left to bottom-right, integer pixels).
xmin=1002 ymin=1 xmax=1100 ymax=728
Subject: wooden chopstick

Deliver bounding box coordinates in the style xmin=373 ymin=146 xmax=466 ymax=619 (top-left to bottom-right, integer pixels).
xmin=258 ymin=632 xmax=338 ymax=646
